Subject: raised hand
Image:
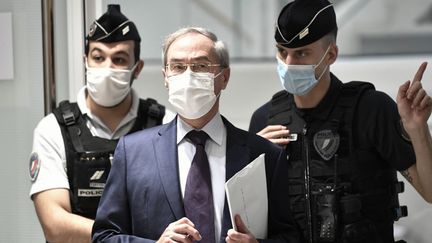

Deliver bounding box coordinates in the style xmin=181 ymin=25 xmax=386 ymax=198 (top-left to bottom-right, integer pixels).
xmin=397 ymin=62 xmax=431 ymax=132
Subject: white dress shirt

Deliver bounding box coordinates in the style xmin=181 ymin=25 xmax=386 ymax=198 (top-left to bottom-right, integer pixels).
xmin=176 ymin=113 xmax=227 ymax=243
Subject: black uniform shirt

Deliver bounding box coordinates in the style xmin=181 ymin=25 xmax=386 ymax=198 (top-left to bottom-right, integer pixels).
xmin=249 ymin=73 xmax=416 ymax=172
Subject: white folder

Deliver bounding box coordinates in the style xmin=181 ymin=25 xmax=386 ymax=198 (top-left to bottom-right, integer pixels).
xmin=225 ymin=153 xmax=267 ymax=239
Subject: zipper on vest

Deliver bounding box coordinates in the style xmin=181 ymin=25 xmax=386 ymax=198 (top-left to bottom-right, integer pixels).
xmin=302 ymin=125 xmax=313 ymax=243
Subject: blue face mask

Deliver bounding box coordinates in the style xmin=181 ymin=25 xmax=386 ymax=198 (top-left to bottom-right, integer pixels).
xmin=277 ymin=46 xmax=330 ymax=96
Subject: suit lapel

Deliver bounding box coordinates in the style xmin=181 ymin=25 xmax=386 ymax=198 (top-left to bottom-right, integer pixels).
xmin=154 ymin=119 xmax=185 ymax=219
xmin=220 ymin=117 xmax=251 ymax=240
xmin=224 ymin=119 xmax=250 ymax=182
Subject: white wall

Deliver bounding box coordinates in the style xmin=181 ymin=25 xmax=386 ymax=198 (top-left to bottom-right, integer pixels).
xmin=0 ymin=0 xmax=46 ymax=242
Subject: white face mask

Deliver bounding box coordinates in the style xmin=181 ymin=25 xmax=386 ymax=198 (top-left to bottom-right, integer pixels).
xmin=167 ymin=70 xmax=222 ymax=119
xmin=277 ymin=45 xmax=330 ymax=96
xmin=86 ymin=62 xmax=137 ymax=107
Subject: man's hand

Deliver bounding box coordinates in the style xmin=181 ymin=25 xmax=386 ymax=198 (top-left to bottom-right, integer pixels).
xmin=226 ymin=215 xmax=259 ymax=243
xmin=397 ymin=62 xmax=432 ymax=132
xmin=257 ymin=125 xmax=291 ymax=146
xmin=157 ymin=217 xmax=201 ymax=243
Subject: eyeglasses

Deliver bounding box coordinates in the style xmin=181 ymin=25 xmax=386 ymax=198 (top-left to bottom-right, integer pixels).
xmin=166 ymin=62 xmax=221 ymax=75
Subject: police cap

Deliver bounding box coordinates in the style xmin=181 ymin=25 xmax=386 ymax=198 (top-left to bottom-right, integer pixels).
xmin=275 ymin=0 xmax=337 ymax=48
xmin=86 ymin=4 xmax=141 ymax=43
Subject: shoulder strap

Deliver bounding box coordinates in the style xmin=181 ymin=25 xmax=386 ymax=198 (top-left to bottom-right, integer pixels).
xmin=339 ymin=81 xmax=374 ymax=104
xmin=129 ymin=98 xmax=165 ymax=134
xmin=52 ymin=101 xmax=86 ymax=153
xmin=52 ymin=100 xmax=87 ymax=196
xmin=336 ymin=81 xmax=375 ymax=154
xmin=268 ymin=90 xmax=307 ymax=134
xmin=268 ymin=90 xmax=293 ymax=125
xmin=145 ymin=98 xmax=165 ymax=127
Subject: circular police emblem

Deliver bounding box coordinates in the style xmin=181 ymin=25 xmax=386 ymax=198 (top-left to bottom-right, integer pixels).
xmin=313 ymin=130 xmax=340 ymax=161
xmin=29 ymin=152 xmax=41 ymax=182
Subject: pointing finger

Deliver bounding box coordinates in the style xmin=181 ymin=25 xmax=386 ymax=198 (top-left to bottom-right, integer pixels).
xmin=412 ymin=62 xmax=428 ymax=83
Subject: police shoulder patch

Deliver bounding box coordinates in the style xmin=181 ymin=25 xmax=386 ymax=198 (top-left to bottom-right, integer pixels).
xmin=313 ymin=129 xmax=340 ymax=161
xmin=29 ymin=152 xmax=41 ymax=182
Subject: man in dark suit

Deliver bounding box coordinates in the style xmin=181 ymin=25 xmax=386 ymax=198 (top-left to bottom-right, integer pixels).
xmin=92 ymin=27 xmax=300 ymax=243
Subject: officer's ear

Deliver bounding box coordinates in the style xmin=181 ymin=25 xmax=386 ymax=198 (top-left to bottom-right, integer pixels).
xmin=327 ymin=44 xmax=338 ymax=65
xmin=133 ymin=60 xmax=144 ymax=79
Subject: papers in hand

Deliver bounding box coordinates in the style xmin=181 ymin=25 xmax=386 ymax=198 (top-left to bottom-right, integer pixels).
xmin=225 ymin=153 xmax=267 ymax=239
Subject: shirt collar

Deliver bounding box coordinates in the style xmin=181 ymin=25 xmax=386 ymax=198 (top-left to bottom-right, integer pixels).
xmin=176 ymin=113 xmax=224 ymax=146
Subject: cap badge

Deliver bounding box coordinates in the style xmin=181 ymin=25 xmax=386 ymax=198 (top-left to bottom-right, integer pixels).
xmin=299 ymin=28 xmax=309 ymax=40
xmin=122 ymin=25 xmax=130 ymax=36
xmin=89 ymin=22 xmax=97 ymax=37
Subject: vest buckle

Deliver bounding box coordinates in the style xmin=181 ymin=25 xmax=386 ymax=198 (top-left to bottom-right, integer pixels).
xmin=393 ymin=205 xmax=408 ymax=221
xmin=148 ymin=103 xmax=161 ymax=118
xmin=63 ymin=112 xmax=76 ymax=126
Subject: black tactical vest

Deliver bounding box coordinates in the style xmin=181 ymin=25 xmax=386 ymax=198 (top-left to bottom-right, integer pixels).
xmin=268 ymin=82 xmax=407 ymax=243
xmin=53 ymin=98 xmax=164 ymax=219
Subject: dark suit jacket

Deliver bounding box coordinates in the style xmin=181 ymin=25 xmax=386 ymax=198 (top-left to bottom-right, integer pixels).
xmin=92 ymin=116 xmax=300 ymax=243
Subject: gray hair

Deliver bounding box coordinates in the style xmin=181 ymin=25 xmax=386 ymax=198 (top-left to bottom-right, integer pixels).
xmin=162 ymin=27 xmax=230 ymax=68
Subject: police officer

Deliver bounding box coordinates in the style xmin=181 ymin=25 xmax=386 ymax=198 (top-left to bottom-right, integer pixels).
xmin=29 ymin=5 xmax=170 ymax=243
xmin=249 ymin=0 xmax=432 ymax=242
